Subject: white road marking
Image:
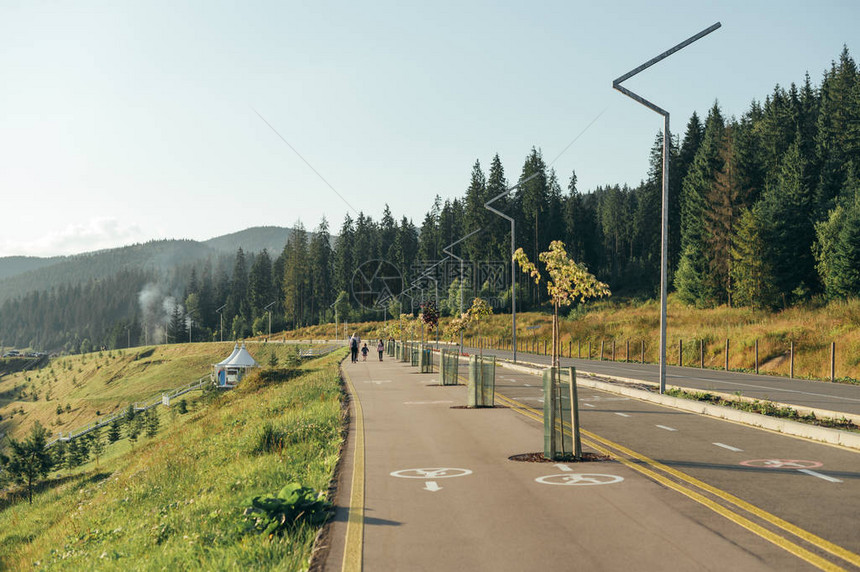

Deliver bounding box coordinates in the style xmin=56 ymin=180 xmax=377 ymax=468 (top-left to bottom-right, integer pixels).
xmin=614 ymin=412 xmax=631 ymax=418
xmin=797 ymin=469 xmax=842 ymax=483
xmin=656 ymin=425 xmax=678 ymax=432
xmin=535 ymin=473 xmax=624 ymax=486
xmin=523 ymin=383 xmax=531 ymax=387
xmin=403 ymin=400 xmax=454 ymax=405
xmin=713 ymin=442 xmax=744 ymax=452
xmin=554 ymin=464 xmax=573 ymax=472
xmin=368 ymin=379 xmax=392 ymax=385
xmin=583 ymin=403 xmax=596 ymax=408
xmin=424 ymin=481 xmax=443 ymax=492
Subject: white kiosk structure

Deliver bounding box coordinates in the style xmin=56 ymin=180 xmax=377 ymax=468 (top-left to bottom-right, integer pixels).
xmin=213 ymin=342 xmax=260 ymax=387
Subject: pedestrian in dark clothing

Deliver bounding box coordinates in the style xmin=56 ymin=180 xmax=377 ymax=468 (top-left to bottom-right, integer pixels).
xmin=350 ymin=334 xmax=359 ymax=363
xmin=361 ymin=343 xmax=369 ymax=361
xmin=377 ymin=340 xmax=384 ymax=361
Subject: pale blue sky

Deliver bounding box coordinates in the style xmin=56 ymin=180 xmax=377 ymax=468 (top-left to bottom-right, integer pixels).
xmin=1 ymin=1 xmax=857 ymax=257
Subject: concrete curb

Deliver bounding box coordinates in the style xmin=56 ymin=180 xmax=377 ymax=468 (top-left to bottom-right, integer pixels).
xmin=496 ymin=358 xmax=860 ymax=452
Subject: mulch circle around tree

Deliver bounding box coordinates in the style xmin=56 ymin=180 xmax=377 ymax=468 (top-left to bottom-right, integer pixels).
xmin=508 ymin=452 xmax=611 ymax=463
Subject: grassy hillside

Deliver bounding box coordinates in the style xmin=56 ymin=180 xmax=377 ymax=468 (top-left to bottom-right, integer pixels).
xmin=0 ymin=342 xmax=310 ymax=442
xmin=271 ymin=295 xmax=860 ymax=382
xmin=0 ymin=345 xmax=346 ymax=570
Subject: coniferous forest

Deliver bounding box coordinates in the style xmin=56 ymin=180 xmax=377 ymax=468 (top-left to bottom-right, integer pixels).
xmin=2 ymin=47 xmax=859 ymax=353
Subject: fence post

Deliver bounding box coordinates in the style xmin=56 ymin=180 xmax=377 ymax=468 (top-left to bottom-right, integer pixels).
xmin=790 ymin=341 xmax=795 ymax=378
xmin=568 ymin=339 xmax=572 ymax=358
xmin=578 ymin=340 xmax=582 ymax=359
xmin=612 ymin=340 xmax=616 ymax=361
xmin=725 ymin=339 xmax=730 ymax=371
xmin=600 ymin=340 xmax=604 ymax=361
xmin=700 ymin=339 xmax=704 ymax=369
xmin=679 ymin=339 xmax=683 ymax=367
xmin=588 ymin=341 xmax=592 ymax=360
xmin=755 ymin=339 xmax=759 ymax=374
xmin=641 ymin=340 xmax=645 ymax=364
xmin=831 ymin=341 xmax=836 ymax=382
xmin=626 ymin=339 xmax=630 ymax=363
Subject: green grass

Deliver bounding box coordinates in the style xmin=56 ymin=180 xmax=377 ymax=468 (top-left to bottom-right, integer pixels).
xmin=0 ymin=342 xmax=311 ymax=442
xmin=0 ymin=348 xmax=348 ymax=570
xmin=664 ymin=387 xmax=860 ymax=432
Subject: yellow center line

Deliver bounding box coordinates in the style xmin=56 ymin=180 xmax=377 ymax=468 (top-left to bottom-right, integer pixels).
xmin=341 ymin=366 xmax=365 ymax=572
xmin=495 ymin=392 xmax=857 ymax=571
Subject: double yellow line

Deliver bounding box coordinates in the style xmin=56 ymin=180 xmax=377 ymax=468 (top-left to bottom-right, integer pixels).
xmin=496 ymin=393 xmax=860 ymax=572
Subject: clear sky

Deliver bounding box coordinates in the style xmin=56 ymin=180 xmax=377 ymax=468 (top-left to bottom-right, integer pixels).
xmin=1 ymin=0 xmax=857 ymax=257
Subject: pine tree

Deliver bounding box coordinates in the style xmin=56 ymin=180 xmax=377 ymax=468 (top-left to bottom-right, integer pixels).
xmin=88 ymin=427 xmax=105 ymax=467
xmin=731 ymin=206 xmax=779 ymax=308
xmin=108 ymin=418 xmax=121 ymax=443
xmin=145 ymin=408 xmax=160 ymax=438
xmin=6 ymin=422 xmax=54 ymax=502
xmin=463 ymin=160 xmax=488 ymax=261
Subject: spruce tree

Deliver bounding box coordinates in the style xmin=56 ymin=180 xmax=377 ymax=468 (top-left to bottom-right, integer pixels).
xmin=6 ymin=422 xmax=53 ymax=502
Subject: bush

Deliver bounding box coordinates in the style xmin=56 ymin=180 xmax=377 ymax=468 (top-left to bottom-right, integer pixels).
xmin=240 ymin=483 xmax=331 ymax=537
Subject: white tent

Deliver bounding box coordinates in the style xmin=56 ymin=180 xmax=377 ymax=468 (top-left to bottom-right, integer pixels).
xmin=213 ymin=342 xmax=259 ymax=386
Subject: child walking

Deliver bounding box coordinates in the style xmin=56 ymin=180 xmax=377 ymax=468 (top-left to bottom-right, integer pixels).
xmin=361 ymin=342 xmax=369 ymax=361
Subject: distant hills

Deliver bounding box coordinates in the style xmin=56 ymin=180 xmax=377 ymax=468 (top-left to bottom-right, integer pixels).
xmin=0 ymin=226 xmax=294 ymax=304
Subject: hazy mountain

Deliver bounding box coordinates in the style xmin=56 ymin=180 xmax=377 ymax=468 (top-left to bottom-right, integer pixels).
xmin=0 ymin=256 xmax=66 ymax=281
xmin=0 ymin=226 xmax=294 ymax=304
xmin=203 ymin=226 xmax=293 ymax=256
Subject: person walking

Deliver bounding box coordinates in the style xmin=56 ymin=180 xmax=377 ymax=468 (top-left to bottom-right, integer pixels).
xmin=377 ymin=339 xmax=385 ymax=361
xmin=350 ymin=334 xmax=359 ymax=363
xmin=361 ymin=342 xmax=369 ymax=362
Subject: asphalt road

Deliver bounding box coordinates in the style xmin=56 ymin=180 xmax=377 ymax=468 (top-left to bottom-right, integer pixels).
xmin=449 ymin=344 xmax=860 ymax=419
xmin=319 ymin=354 xmax=860 ymax=572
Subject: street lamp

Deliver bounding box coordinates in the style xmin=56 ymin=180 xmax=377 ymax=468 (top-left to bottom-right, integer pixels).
xmin=443 ymin=229 xmax=482 ymax=355
xmin=216 ymin=304 xmax=226 ymax=343
xmin=264 ymin=301 xmax=276 ymax=340
xmin=329 ymin=299 xmax=339 ymax=342
xmin=613 ymin=22 xmax=721 ymax=393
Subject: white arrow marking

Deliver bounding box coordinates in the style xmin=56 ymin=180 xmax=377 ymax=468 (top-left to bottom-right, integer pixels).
xmin=656 ymin=425 xmax=678 ymax=432
xmin=554 ymin=464 xmax=573 ymax=472
xmin=713 ymin=442 xmax=744 ymax=452
xmin=798 ymin=469 xmax=842 ymax=483
xmin=369 ymin=379 xmax=392 ymax=385
xmin=424 ymin=481 xmax=442 ymax=492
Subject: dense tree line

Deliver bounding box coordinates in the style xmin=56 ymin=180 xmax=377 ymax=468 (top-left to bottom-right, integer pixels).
xmin=1 ymin=47 xmax=858 ymax=351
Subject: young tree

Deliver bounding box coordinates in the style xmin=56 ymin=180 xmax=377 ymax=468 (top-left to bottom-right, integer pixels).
xmin=107 ymin=418 xmax=122 ymax=444
xmin=145 ymin=408 xmax=160 ymax=438
xmin=6 ymin=422 xmax=54 ymax=503
xmin=88 ymin=427 xmax=105 ymax=467
xmin=514 ymin=241 xmax=611 ymax=368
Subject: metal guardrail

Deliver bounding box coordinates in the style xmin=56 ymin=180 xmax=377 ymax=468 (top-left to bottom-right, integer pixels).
xmin=299 ymin=344 xmax=339 ymax=358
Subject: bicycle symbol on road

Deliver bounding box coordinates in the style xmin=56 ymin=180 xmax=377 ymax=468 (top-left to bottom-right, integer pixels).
xmin=739 ymin=459 xmax=823 ymax=469
xmin=535 ymin=473 xmax=624 ymax=486
xmin=390 ymin=468 xmax=473 ymax=479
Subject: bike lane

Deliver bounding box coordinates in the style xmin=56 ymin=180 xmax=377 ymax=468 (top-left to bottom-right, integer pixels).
xmin=320 ymin=357 xmax=809 ymax=571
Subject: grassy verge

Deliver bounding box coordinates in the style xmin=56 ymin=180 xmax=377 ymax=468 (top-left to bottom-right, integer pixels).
xmin=0 ymin=348 xmax=348 ymax=570
xmin=664 ymin=387 xmax=860 ymax=433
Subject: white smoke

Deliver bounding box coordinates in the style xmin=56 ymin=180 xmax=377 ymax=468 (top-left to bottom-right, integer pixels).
xmin=138 ymin=283 xmax=183 ymax=345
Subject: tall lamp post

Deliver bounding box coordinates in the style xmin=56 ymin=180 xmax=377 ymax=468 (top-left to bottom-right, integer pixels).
xmin=485 ymin=187 xmax=522 ymax=362
xmin=613 ymin=22 xmax=721 ymax=394
xmin=264 ymin=301 xmax=276 ymax=340
xmin=216 ymin=304 xmax=226 ymax=343
xmin=443 ymin=229 xmax=482 ymax=355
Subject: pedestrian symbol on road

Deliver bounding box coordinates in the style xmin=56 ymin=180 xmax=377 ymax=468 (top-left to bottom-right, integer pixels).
xmin=390 ymin=468 xmax=472 ymax=479
xmin=739 ymin=459 xmax=823 ymax=469
xmin=535 ymin=473 xmax=624 ymax=486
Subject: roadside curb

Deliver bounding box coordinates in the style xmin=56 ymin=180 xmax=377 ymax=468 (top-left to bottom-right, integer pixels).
xmin=496 ymin=358 xmax=860 ymax=452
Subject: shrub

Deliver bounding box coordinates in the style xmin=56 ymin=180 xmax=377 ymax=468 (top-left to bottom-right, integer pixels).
xmin=240 ymin=483 xmax=331 ymax=537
